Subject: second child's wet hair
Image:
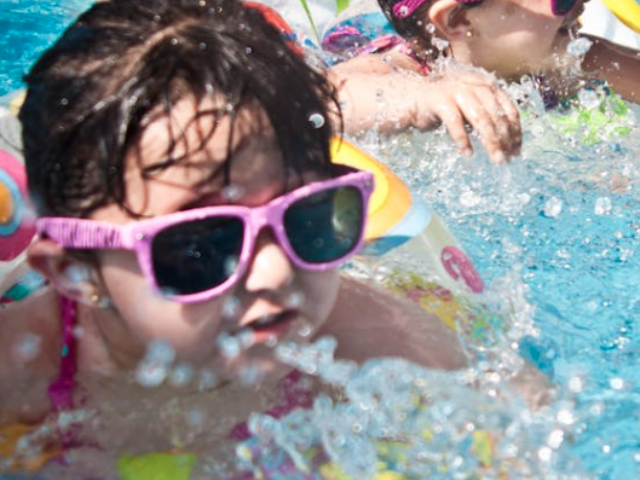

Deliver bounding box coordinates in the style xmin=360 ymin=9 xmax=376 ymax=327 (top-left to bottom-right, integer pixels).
xmin=20 ymin=0 xmax=339 ymax=218
xmin=377 ymin=0 xmax=481 ymax=60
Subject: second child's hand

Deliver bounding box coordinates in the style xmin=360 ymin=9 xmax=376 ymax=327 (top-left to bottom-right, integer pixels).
xmin=330 ymin=54 xmax=522 ymax=163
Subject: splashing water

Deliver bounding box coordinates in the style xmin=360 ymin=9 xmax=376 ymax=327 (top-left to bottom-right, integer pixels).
xmin=352 ymin=75 xmax=640 ymax=479
xmin=239 ymin=337 xmax=592 ymax=480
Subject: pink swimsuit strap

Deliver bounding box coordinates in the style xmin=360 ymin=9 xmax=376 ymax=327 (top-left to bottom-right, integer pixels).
xmin=356 ymin=34 xmax=430 ymax=75
xmin=228 ymin=370 xmax=314 ymax=441
xmin=48 ymin=296 xmax=78 ymax=412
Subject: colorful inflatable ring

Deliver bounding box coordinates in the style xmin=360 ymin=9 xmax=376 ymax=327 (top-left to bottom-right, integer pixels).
xmin=600 ymin=0 xmax=640 ymax=34
xmin=331 ymin=138 xmax=484 ymax=296
xmin=117 ymin=452 xmax=197 ymax=480
xmin=246 ymin=1 xmax=304 ymax=55
xmin=0 ymin=148 xmax=35 ymax=262
xmin=0 ymin=423 xmax=62 ymax=472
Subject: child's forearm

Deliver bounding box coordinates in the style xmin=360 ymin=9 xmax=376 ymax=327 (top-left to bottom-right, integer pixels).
xmin=328 ymin=61 xmax=430 ymax=135
xmin=582 ymin=34 xmax=640 ymax=104
xmin=327 ymin=58 xmax=522 ymax=163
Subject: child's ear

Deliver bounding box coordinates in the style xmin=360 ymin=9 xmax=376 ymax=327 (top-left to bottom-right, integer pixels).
xmin=28 ymin=239 xmax=106 ymax=306
xmin=429 ymin=0 xmax=473 ymax=40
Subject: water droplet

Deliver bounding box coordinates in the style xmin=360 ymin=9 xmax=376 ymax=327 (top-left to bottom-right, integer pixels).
xmin=547 ymin=429 xmax=564 ymax=449
xmin=136 ymin=340 xmax=176 ymax=387
xmin=538 ymin=446 xmax=553 ymax=462
xmin=14 ymin=333 xmax=42 ymax=362
xmin=222 ymin=184 xmax=245 ymax=201
xmin=594 ymin=197 xmax=612 ymax=215
xmin=568 ymin=376 xmax=585 ymax=393
xmin=169 ymin=362 xmax=194 ymax=387
xmin=557 ymin=409 xmax=575 ymax=425
xmin=577 ymin=88 xmax=603 ymax=109
xmin=567 ymin=37 xmax=593 ymax=57
xmin=147 ymin=340 xmax=176 ymax=364
xmin=432 ymin=38 xmax=449 ymax=52
xmin=136 ymin=361 xmax=169 ymax=387
xmin=197 ymin=369 xmax=219 ymax=391
xmin=308 ymin=112 xmax=325 ymax=129
xmin=286 ymin=291 xmax=305 ymax=309
xmin=187 ymin=408 xmax=204 ymax=427
xmin=609 ymin=377 xmax=625 ymax=390
xmin=224 ymin=256 xmax=239 ymax=277
xmin=222 ymin=296 xmax=241 ymax=319
xmin=544 ymin=196 xmax=563 ymax=217
xmin=237 ymin=330 xmax=256 ymax=349
xmin=217 ymin=333 xmax=241 ymax=359
xmin=298 ymin=323 xmax=313 ymax=338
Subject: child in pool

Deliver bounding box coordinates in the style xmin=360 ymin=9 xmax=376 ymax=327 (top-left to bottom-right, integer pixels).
xmin=330 ymin=0 xmax=640 ymax=155
xmin=0 ymin=0 xmax=467 ymax=459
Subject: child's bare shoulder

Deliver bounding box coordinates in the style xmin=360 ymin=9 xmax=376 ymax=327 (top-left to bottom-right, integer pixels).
xmin=0 ymin=288 xmax=62 ymax=422
xmin=320 ymin=276 xmax=467 ymax=370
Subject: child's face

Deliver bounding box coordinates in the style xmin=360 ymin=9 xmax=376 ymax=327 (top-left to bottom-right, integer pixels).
xmin=89 ymin=97 xmax=340 ymax=376
xmin=463 ymin=0 xmax=586 ymax=78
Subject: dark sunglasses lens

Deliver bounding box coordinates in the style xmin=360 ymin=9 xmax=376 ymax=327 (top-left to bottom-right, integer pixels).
xmin=152 ymin=217 xmax=244 ymax=296
xmin=552 ymin=0 xmax=576 ymax=14
xmin=285 ymin=186 xmax=364 ymax=264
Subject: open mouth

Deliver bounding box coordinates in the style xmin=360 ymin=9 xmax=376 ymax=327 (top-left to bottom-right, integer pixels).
xmin=239 ymin=310 xmax=298 ymax=343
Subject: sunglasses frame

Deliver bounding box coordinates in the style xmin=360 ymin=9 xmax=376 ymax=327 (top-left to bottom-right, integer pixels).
xmin=550 ymin=0 xmax=578 ymax=15
xmin=393 ymin=0 xmax=578 ymax=19
xmin=37 ymin=166 xmax=374 ymax=303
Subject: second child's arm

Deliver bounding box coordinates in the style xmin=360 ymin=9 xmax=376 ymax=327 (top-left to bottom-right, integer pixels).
xmin=582 ymin=34 xmax=640 ymax=104
xmin=327 ymin=52 xmax=522 ymax=164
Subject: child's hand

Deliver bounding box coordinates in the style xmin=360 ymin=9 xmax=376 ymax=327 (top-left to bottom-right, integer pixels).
xmin=412 ymin=70 xmax=522 ymax=164
xmin=331 ymin=55 xmax=522 ymax=163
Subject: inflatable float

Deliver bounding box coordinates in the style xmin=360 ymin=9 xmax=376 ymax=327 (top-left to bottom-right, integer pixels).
xmin=599 ymin=0 xmax=640 ymax=36
xmin=0 ymin=108 xmax=43 ymax=306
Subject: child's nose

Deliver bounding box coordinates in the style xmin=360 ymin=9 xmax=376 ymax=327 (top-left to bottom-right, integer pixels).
xmin=243 ymin=228 xmax=294 ymax=293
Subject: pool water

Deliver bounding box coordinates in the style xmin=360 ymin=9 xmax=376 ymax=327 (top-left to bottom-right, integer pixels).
xmin=0 ymin=0 xmax=93 ymax=100
xmin=2 ymin=1 xmax=640 ymax=479
xmin=363 ymin=84 xmax=640 ymax=478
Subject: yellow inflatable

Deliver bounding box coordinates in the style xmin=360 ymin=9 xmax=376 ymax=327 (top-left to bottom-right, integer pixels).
xmin=331 ymin=138 xmax=485 ymax=298
xmin=601 ymin=0 xmax=640 ymax=34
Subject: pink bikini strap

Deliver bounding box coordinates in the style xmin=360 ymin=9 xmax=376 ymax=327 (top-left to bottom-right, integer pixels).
xmin=48 ymin=296 xmax=78 ymax=412
xmin=357 ymin=35 xmax=430 ymax=76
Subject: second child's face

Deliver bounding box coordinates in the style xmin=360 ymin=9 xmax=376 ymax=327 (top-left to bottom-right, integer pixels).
xmin=89 ymin=97 xmax=340 ymax=378
xmin=463 ymin=0 xmax=587 ymax=78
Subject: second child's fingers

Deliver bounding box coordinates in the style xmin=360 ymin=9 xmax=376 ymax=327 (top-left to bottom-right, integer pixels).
xmin=472 ymin=88 xmax=515 ymax=160
xmin=434 ymin=103 xmax=474 ymax=157
xmin=495 ymin=89 xmax=522 ymax=156
xmin=453 ymin=90 xmax=508 ymax=164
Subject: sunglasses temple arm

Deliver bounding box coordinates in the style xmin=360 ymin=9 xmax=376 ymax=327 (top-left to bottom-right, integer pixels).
xmin=37 ymin=218 xmax=126 ymax=250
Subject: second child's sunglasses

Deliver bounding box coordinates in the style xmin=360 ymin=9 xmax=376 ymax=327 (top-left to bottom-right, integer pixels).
xmin=393 ymin=0 xmax=579 ymax=19
xmin=37 ymin=165 xmax=374 ymax=303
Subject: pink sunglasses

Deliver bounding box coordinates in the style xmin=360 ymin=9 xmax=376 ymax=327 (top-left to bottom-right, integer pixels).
xmin=37 ymin=165 xmax=374 ymax=303
xmin=392 ymin=0 xmax=579 ymax=19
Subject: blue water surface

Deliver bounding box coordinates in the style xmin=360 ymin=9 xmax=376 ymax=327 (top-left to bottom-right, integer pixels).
xmin=0 ymin=0 xmax=89 ymax=99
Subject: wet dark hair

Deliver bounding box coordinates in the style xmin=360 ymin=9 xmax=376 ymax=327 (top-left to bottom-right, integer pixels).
xmin=377 ymin=0 xmax=481 ymax=60
xmin=19 ymin=0 xmax=339 ymax=218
